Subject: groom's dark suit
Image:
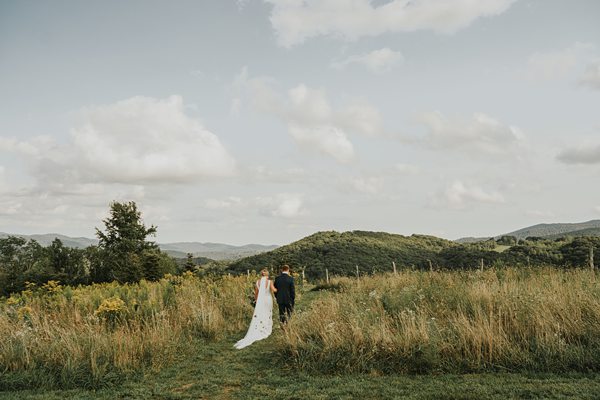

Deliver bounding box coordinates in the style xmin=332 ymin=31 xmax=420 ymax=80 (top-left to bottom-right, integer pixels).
xmin=274 ymin=272 xmax=295 ymax=323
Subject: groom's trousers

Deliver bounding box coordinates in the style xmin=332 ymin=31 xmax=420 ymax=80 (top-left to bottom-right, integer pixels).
xmin=278 ymin=303 xmax=293 ymax=324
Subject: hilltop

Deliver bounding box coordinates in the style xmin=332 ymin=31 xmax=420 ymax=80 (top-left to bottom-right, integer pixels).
xmin=227 ymin=230 xmax=456 ymax=278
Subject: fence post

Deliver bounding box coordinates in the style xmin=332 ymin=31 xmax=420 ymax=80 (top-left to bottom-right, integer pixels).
xmin=392 ymin=261 xmax=397 ymax=275
xmin=356 ymin=265 xmax=360 ymax=281
xmin=480 ymin=258 xmax=484 ymax=272
xmin=590 ymin=246 xmax=595 ymax=271
xmin=427 ymin=259 xmax=433 ymax=272
xmin=325 ymin=268 xmax=329 ymax=283
xmin=247 ymin=269 xmax=250 ymax=277
xmin=302 ymin=266 xmax=306 ymax=282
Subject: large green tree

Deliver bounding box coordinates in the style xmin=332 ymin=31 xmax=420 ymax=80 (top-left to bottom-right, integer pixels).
xmin=95 ymin=201 xmax=159 ymax=283
xmin=46 ymin=238 xmax=87 ymax=285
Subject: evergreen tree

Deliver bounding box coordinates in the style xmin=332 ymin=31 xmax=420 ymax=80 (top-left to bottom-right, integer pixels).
xmin=142 ymin=249 xmax=162 ymax=281
xmin=184 ymin=253 xmax=196 ymax=272
xmin=95 ymin=201 xmax=158 ymax=283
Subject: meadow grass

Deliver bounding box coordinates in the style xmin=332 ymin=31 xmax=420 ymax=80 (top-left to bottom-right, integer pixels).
xmin=3 ymin=292 xmax=600 ymax=400
xmin=280 ymin=267 xmax=600 ymax=374
xmin=3 ymin=267 xmax=600 ymax=398
xmin=0 ymin=273 xmax=253 ymax=390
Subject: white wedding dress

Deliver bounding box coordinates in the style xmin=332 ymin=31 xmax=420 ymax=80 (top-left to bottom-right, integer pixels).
xmin=234 ymin=276 xmax=273 ymax=349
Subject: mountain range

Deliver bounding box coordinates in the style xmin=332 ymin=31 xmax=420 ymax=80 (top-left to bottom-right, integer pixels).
xmin=456 ymin=219 xmax=600 ymax=243
xmin=3 ymin=219 xmax=600 ymax=260
xmin=0 ymin=232 xmax=278 ymax=260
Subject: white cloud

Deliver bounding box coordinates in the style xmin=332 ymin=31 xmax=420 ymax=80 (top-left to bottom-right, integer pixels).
xmin=331 ymin=48 xmax=404 ymax=73
xmin=264 ymin=0 xmax=518 ymax=47
xmin=285 ymin=84 xmax=356 ymax=162
xmin=336 ymin=101 xmax=384 ymax=137
xmin=346 ymin=176 xmax=385 ymax=194
xmin=0 ymin=96 xmax=236 ymax=185
xmin=204 ymin=196 xmax=244 ymax=210
xmin=395 ymin=163 xmax=420 ymax=175
xmin=287 ymin=84 xmax=333 ymax=124
xmin=73 ymin=96 xmax=236 ymax=183
xmin=289 ymin=123 xmax=355 ymax=163
xmin=557 ymin=142 xmax=600 ymax=165
xmin=578 ymin=62 xmax=600 ymax=90
xmin=414 ymin=111 xmax=524 ymax=156
xmin=527 ymin=42 xmax=595 ymax=80
xmin=0 ymin=181 xmax=154 ymax=233
xmin=435 ymin=180 xmax=505 ymax=209
xmin=234 ymin=71 xmax=386 ymax=162
xmin=244 ymin=165 xmax=307 ymax=184
xmin=205 ymin=193 xmax=307 ymax=218
xmin=270 ymin=194 xmax=306 ymax=218
xmin=236 ymin=0 xmax=250 ymax=11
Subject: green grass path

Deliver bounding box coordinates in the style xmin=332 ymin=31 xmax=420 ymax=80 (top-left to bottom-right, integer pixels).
xmin=2 ymin=291 xmax=600 ymax=399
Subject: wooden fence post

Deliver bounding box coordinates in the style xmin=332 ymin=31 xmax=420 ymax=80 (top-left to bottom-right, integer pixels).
xmin=590 ymin=246 xmax=595 ymax=271
xmin=356 ymin=265 xmax=360 ymax=281
xmin=392 ymin=261 xmax=397 ymax=275
xmin=427 ymin=259 xmax=433 ymax=272
xmin=480 ymin=258 xmax=484 ymax=272
xmin=325 ymin=268 xmax=330 ymax=284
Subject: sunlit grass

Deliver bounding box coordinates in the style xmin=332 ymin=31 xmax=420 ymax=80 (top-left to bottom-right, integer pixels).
xmin=0 ymin=273 xmax=253 ymax=389
xmin=281 ymin=267 xmax=600 ymax=374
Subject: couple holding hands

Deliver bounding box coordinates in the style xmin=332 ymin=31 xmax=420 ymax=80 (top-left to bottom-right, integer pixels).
xmin=234 ymin=265 xmax=295 ymax=349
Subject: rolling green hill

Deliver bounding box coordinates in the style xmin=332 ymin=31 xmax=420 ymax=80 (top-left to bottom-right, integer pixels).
xmin=227 ymin=230 xmax=457 ymax=279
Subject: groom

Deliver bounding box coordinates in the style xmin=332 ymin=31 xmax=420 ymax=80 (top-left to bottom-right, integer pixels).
xmin=274 ymin=264 xmax=295 ymax=324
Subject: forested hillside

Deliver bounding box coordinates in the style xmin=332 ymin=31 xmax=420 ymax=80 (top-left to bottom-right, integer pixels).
xmin=228 ymin=231 xmax=600 ymax=278
xmin=228 ymin=231 xmax=457 ymax=278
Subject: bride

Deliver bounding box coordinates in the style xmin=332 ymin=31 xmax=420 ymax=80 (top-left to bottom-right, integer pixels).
xmin=234 ymin=268 xmax=277 ymax=349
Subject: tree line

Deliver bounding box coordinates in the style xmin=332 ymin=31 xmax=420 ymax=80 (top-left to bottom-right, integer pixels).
xmin=3 ymin=205 xmax=600 ymax=295
xmin=0 ymin=201 xmax=178 ymax=296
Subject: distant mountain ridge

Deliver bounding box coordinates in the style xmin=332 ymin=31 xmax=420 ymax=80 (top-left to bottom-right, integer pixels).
xmin=456 ymin=219 xmax=600 ymax=242
xmin=503 ymin=220 xmax=600 ymax=239
xmin=0 ymin=232 xmax=98 ymax=249
xmin=0 ymin=232 xmax=277 ymax=260
xmin=159 ymin=242 xmax=278 ymax=260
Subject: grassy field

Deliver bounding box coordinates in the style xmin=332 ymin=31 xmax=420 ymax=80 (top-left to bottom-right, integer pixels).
xmin=2 ymin=269 xmax=600 ymax=399
xmin=283 ymin=268 xmax=600 ymax=374
xmin=0 ymin=273 xmax=251 ymax=390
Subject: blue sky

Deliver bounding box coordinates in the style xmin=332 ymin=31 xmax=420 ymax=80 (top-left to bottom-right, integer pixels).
xmin=1 ymin=0 xmax=599 ymax=244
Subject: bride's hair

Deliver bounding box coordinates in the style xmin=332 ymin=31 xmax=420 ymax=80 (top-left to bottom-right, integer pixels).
xmin=260 ymin=268 xmax=269 ymax=276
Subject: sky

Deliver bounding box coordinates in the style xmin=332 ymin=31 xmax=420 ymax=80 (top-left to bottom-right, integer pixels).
xmin=1 ymin=0 xmax=599 ymax=245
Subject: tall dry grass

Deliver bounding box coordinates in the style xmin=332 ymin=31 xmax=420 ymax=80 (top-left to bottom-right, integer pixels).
xmin=0 ymin=273 xmax=253 ymax=389
xmin=281 ymin=268 xmax=600 ymax=374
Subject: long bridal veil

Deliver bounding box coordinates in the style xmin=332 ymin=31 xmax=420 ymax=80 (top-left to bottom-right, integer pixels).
xmin=234 ymin=276 xmax=273 ymax=349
